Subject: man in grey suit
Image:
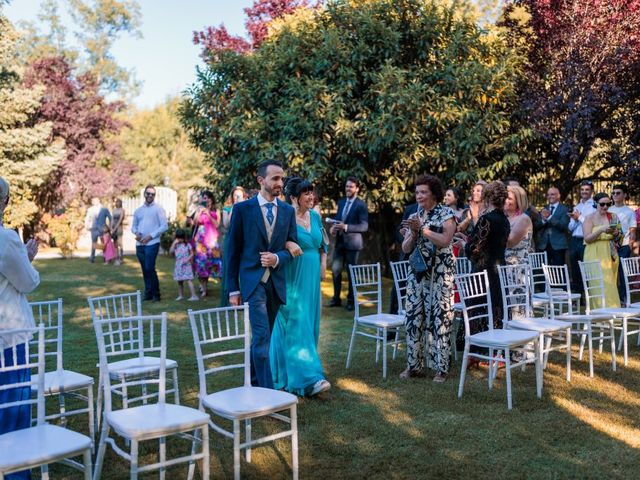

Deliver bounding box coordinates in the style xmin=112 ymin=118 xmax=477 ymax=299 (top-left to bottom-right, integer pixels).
xmin=534 ymin=187 xmax=570 ymax=266
xmin=327 ymin=176 xmax=369 ymax=311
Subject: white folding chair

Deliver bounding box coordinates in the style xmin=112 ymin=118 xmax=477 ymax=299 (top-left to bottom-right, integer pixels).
xmin=455 ymin=271 xmax=542 ymax=410
xmin=93 ymin=314 xmax=210 ymax=480
xmin=544 ymin=264 xmax=616 ymax=376
xmin=188 ymin=305 xmax=298 ymax=480
xmin=346 ymin=263 xmax=405 ymax=378
xmin=451 ymin=257 xmax=473 ymax=361
xmin=88 ymin=291 xmax=180 ymax=430
xmin=389 ymin=260 xmax=409 ymax=358
xmin=498 ymin=264 xmax=572 ymax=381
xmin=0 ymin=325 xmax=92 ymax=480
xmin=29 ymin=299 xmax=95 ymax=449
xmin=527 ymin=251 xmax=553 ymax=315
xmin=621 ymin=256 xmax=640 ymax=309
xmin=389 ymin=260 xmax=410 ymax=316
xmin=579 ymin=260 xmax=640 ymax=366
xmin=622 ymin=256 xmax=640 ymax=346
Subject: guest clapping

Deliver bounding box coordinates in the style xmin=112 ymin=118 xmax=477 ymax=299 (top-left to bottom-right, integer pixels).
xmin=463 ymin=181 xmax=510 ymax=328
xmin=458 ymin=180 xmax=486 ymax=235
xmin=400 ymin=175 xmax=456 ymax=383
xmin=505 ymin=185 xmax=533 ymax=266
xmin=0 ymin=176 xmax=40 ymax=479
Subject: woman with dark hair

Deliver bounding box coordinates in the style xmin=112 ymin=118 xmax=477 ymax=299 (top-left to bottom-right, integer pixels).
xmin=444 ymin=187 xmax=466 ymax=223
xmin=463 ymin=181 xmax=510 ymax=329
xmin=400 ymin=174 xmax=456 ymax=382
xmin=269 ymin=177 xmax=331 ymax=396
xmin=191 ymin=190 xmax=222 ymax=298
xmin=583 ymin=192 xmax=622 ymax=308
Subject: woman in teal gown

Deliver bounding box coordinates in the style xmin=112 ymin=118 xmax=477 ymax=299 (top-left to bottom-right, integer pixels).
xmin=270 ymin=178 xmax=331 ymax=396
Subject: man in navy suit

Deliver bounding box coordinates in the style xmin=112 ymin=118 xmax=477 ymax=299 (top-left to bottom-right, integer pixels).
xmin=534 ymin=186 xmax=570 ymax=266
xmin=327 ymin=176 xmax=369 ymax=311
xmin=226 ymin=160 xmax=298 ymax=388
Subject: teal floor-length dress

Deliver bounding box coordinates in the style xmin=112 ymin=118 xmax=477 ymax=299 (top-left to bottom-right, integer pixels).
xmin=270 ymin=209 xmax=328 ymax=396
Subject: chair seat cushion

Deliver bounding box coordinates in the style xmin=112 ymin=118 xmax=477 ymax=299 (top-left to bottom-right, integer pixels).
xmin=556 ymin=313 xmax=610 ymax=323
xmin=0 ymin=424 xmax=91 ymax=472
xmin=357 ymin=313 xmax=404 ymax=328
xmin=470 ymin=329 xmax=538 ymax=347
xmin=105 ymin=356 xmax=178 ymax=378
xmin=508 ymin=318 xmax=570 ymax=333
xmin=591 ymin=307 xmax=640 ymax=319
xmin=106 ymin=403 xmax=209 ymax=439
xmin=533 ymin=291 xmax=580 ymax=301
xmin=202 ymin=386 xmax=297 ymax=420
xmin=31 ymin=369 xmax=94 ymax=395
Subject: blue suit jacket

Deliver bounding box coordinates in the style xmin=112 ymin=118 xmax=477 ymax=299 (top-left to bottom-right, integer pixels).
xmin=225 ymin=197 xmax=298 ymax=303
xmin=333 ymin=197 xmax=369 ymax=251
xmin=534 ymin=203 xmax=570 ymax=250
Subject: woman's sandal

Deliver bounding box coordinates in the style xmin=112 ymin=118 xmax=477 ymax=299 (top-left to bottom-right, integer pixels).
xmin=433 ymin=373 xmax=447 ymax=383
xmin=399 ymin=368 xmax=426 ymax=379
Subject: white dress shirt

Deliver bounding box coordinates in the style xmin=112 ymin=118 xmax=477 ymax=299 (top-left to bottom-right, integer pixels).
xmin=543 ymin=202 xmax=560 ymax=223
xmin=569 ymin=198 xmax=596 ymax=238
xmin=0 ymin=227 xmax=39 ymax=349
xmin=609 ymin=205 xmax=637 ymax=247
xmin=257 ymin=192 xmax=280 ymax=269
xmin=131 ymin=202 xmax=168 ymax=246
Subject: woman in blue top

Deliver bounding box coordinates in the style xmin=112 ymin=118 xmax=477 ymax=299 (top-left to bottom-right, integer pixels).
xmin=270 ymin=177 xmax=331 ymax=396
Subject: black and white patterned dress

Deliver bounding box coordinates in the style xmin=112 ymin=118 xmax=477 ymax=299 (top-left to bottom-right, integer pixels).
xmin=404 ymin=204 xmax=455 ymax=375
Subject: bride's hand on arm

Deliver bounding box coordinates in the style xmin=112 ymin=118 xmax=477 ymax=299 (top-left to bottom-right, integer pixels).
xmin=286 ymin=241 xmax=303 ymax=257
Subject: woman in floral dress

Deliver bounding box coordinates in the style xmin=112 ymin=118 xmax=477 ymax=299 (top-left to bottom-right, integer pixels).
xmin=191 ymin=190 xmax=222 ymax=298
xmin=400 ymin=175 xmax=456 ymax=383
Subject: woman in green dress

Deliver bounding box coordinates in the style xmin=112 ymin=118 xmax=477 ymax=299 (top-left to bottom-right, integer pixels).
xmin=270 ymin=177 xmax=331 ymax=396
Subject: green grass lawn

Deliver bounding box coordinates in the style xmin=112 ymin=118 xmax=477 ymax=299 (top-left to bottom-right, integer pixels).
xmin=29 ymin=255 xmax=640 ymax=479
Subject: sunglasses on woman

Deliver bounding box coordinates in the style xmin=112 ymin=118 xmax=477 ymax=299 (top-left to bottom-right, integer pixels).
xmin=598 ymin=202 xmax=612 ymax=207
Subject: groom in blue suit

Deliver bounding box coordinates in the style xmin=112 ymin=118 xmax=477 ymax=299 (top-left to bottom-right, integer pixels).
xmin=226 ymin=160 xmax=298 ymax=388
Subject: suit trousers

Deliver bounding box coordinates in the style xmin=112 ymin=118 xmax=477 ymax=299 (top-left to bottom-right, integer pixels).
xmin=246 ymin=278 xmax=281 ymax=389
xmin=617 ymin=245 xmax=632 ymax=304
xmin=545 ymin=245 xmax=566 ymax=267
xmin=331 ymin=246 xmax=360 ymax=305
xmin=136 ymin=243 xmax=161 ymax=300
xmin=569 ymin=237 xmax=585 ymax=293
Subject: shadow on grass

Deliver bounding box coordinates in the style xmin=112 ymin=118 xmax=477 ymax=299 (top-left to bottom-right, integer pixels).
xmin=29 ymin=256 xmax=640 ymax=479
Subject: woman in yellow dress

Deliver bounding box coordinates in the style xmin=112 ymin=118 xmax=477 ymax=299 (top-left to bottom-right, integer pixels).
xmin=583 ymin=192 xmax=623 ymax=308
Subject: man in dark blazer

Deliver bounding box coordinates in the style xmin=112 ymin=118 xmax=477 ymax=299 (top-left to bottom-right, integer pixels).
xmin=328 ymin=176 xmax=369 ymax=310
xmin=226 ymin=160 xmax=298 ymax=389
xmin=534 ymin=186 xmax=570 ymax=266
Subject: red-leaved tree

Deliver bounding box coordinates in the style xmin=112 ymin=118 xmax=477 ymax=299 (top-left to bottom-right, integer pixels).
xmin=502 ymin=0 xmax=640 ymax=195
xmin=193 ymin=0 xmax=315 ymax=60
xmin=24 ymin=56 xmax=136 ymax=211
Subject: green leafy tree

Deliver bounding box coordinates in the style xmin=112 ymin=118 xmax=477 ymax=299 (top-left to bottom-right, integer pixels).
xmin=0 ymin=14 xmax=63 ymax=229
xmin=16 ymin=0 xmax=78 ymax=63
xmin=68 ymin=0 xmax=142 ymax=98
xmin=181 ymin=0 xmax=524 ymax=208
xmin=119 ymin=98 xmax=207 ymax=204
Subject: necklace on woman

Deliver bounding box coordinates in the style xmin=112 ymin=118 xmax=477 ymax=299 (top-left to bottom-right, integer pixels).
xmin=296 ymin=209 xmax=311 ymax=230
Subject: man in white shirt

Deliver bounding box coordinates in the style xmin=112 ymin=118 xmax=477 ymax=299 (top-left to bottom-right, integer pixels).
xmin=131 ymin=185 xmax=168 ymax=301
xmin=609 ymin=183 xmax=637 ymax=304
xmin=568 ymin=180 xmax=596 ymax=293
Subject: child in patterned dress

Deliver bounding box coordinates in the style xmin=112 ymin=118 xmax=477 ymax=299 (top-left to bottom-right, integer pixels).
xmin=169 ymin=229 xmax=199 ymax=301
